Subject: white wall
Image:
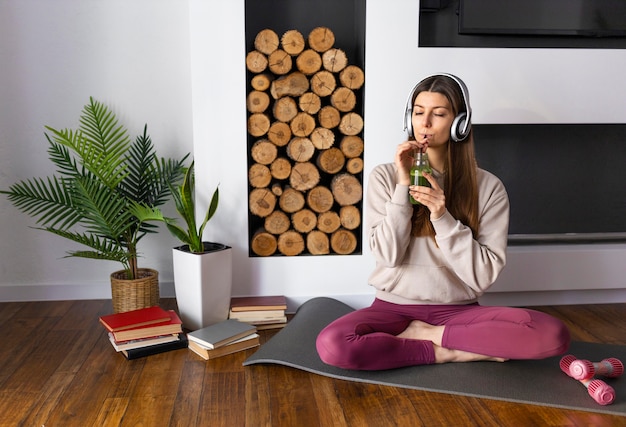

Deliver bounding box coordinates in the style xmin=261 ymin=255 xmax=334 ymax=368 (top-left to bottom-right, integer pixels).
xmin=189 ymin=0 xmax=626 ymax=308
xmin=1 ymin=0 xmax=626 ymax=308
xmin=0 ymin=0 xmax=194 ymax=300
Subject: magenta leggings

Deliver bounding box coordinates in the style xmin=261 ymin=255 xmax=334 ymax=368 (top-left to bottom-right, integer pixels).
xmin=316 ymin=299 xmax=570 ymax=370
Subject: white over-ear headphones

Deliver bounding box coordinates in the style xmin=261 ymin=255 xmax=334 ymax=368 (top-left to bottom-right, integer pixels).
xmin=403 ymin=73 xmax=472 ymax=142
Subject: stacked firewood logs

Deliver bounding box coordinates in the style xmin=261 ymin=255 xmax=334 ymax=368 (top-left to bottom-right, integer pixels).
xmin=246 ymin=27 xmax=364 ymax=256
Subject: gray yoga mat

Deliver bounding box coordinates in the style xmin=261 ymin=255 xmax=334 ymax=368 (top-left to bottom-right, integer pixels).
xmin=244 ymin=297 xmax=626 ymax=416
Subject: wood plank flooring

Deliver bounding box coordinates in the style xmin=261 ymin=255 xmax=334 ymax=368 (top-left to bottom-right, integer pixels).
xmin=0 ymin=299 xmax=625 ymax=426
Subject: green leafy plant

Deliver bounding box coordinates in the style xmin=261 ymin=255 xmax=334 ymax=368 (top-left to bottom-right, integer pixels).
xmin=0 ymin=97 xmax=188 ymax=279
xmin=133 ymin=161 xmax=219 ymax=254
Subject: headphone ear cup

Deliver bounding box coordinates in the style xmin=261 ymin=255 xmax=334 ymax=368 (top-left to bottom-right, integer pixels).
xmin=405 ymin=107 xmax=414 ymax=138
xmin=451 ymin=112 xmax=469 ymax=142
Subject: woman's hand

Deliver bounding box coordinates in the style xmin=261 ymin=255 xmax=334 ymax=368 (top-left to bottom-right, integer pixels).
xmin=395 ymin=140 xmax=424 ymax=185
xmin=409 ymin=172 xmax=446 ymax=220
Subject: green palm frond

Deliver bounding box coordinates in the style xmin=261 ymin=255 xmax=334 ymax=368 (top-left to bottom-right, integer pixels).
xmin=1 ymin=97 xmax=188 ymax=279
xmin=80 ymin=97 xmax=131 ymax=164
xmin=122 ymin=125 xmax=157 ymax=204
xmin=46 ymin=97 xmax=130 ymax=189
xmin=46 ymin=135 xmax=82 ymax=178
xmin=43 ymin=227 xmax=127 ymax=261
xmin=71 ymin=175 xmax=134 ymax=238
xmin=153 ymin=155 xmax=189 ymax=206
xmin=1 ymin=176 xmax=82 ymax=229
xmin=120 ymin=127 xmax=188 ymax=207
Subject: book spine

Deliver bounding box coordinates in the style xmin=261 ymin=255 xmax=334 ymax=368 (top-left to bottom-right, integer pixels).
xmin=122 ymin=336 xmax=188 ymax=360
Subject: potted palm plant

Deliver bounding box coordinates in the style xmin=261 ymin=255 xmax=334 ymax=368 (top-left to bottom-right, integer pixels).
xmin=133 ymin=161 xmax=232 ymax=330
xmin=1 ymin=97 xmax=187 ymax=312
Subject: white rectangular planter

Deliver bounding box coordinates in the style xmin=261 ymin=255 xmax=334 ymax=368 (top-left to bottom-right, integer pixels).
xmin=172 ymin=242 xmax=232 ymax=331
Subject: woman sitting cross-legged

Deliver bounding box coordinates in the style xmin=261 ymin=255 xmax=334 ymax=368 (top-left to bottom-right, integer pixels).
xmin=316 ymin=74 xmax=570 ymax=370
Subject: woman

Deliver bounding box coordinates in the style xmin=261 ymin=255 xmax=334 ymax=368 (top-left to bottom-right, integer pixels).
xmin=316 ymin=74 xmax=570 ymax=370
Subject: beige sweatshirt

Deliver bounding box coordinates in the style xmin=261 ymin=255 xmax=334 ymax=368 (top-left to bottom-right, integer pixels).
xmin=366 ymin=163 xmax=510 ymax=305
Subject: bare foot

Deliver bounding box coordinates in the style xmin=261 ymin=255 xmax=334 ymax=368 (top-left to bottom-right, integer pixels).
xmin=397 ymin=320 xmax=444 ymax=346
xmin=398 ymin=320 xmax=508 ymax=364
xmin=433 ymin=346 xmax=508 ymax=364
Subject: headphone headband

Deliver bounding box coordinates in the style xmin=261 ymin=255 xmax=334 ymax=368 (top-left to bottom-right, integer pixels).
xmin=403 ymin=73 xmax=472 ymax=142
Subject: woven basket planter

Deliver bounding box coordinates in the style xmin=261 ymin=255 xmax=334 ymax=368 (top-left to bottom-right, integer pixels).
xmin=110 ymin=268 xmax=159 ymax=313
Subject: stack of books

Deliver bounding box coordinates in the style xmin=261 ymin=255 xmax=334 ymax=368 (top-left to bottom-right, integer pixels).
xmin=187 ymin=319 xmax=259 ymax=360
xmin=99 ymin=306 xmax=186 ymax=360
xmin=228 ymin=295 xmax=288 ymax=330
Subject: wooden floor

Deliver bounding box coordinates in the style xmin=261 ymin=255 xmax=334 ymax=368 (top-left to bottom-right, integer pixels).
xmin=0 ymin=299 xmax=625 ymax=427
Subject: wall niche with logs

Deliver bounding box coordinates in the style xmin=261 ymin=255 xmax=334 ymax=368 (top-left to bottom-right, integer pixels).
xmin=245 ymin=0 xmax=366 ymax=257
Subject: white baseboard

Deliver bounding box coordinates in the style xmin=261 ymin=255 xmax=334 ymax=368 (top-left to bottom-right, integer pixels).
xmin=284 ymin=289 xmax=626 ymax=313
xmin=1 ymin=284 xmax=624 ymax=312
xmin=0 ymin=281 xmax=177 ymax=302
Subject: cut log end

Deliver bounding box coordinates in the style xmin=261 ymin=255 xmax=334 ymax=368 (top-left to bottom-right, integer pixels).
xmin=308 ymin=27 xmax=336 ymax=53
xmin=246 ymin=50 xmax=268 ymax=74
xmin=322 ymin=48 xmax=348 ymax=73
xmin=249 ymin=188 xmax=277 ymax=218
xmin=317 ymin=211 xmax=341 ymax=234
xmin=268 ymin=49 xmax=293 ymax=75
xmin=340 ymin=205 xmax=361 ymax=230
xmin=307 ymin=230 xmax=330 ymax=255
xmin=331 ymin=229 xmax=358 ymax=255
xmin=270 ymin=157 xmax=292 ymax=180
xmin=251 ymin=231 xmax=278 ymax=257
xmin=277 ymin=230 xmax=305 ymax=256
xmin=291 ymin=208 xmax=317 ymax=233
xmin=249 ymin=163 xmax=272 ymax=188
xmin=247 ymin=113 xmax=271 ymax=137
xmin=251 ymin=139 xmax=278 ymax=165
xmin=317 ymin=147 xmax=345 ymax=175
xmin=279 ymin=187 xmax=306 ymax=213
xmin=310 ymin=70 xmax=336 ymax=97
xmin=339 ymin=112 xmax=364 ymax=136
xmin=289 ymin=161 xmax=321 ymax=191
xmin=286 ymin=137 xmax=315 ymax=163
xmin=254 ymin=29 xmax=280 ymax=55
xmin=331 ymin=173 xmax=363 ymax=206
xmin=247 ymin=90 xmax=271 ymax=113
xmin=307 ymin=185 xmax=334 ymax=213
xmin=264 ymin=210 xmax=290 ymax=235
xmin=296 ymin=49 xmax=322 ymax=75
xmin=290 ymin=112 xmax=316 ymax=137
xmin=339 ymin=65 xmax=365 ymax=90
xmin=281 ymin=29 xmax=306 ymax=55
xmin=268 ymin=121 xmax=292 ymax=147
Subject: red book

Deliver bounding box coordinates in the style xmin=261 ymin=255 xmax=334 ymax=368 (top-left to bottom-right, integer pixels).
xmin=230 ymin=295 xmax=287 ymax=312
xmin=99 ymin=306 xmax=171 ymax=332
xmin=108 ymin=311 xmax=183 ymax=342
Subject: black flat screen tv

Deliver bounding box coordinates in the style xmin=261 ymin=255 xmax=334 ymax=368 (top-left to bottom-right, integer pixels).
xmin=473 ymin=124 xmax=626 ymax=245
xmin=459 ymin=0 xmax=626 ymax=37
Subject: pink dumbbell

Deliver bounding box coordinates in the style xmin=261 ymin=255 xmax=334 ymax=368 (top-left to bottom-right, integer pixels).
xmin=569 ymin=357 xmax=624 ymax=381
xmin=560 ymin=355 xmax=616 ymax=406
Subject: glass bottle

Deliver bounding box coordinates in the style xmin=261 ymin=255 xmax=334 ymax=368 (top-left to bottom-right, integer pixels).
xmin=409 ymin=149 xmax=432 ymax=205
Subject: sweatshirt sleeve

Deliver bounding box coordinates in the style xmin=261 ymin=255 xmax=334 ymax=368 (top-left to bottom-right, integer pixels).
xmin=366 ymin=164 xmax=414 ymax=267
xmin=432 ymin=170 xmax=510 ymax=294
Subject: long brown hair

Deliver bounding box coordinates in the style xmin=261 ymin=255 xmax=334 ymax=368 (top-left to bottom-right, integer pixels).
xmin=411 ymin=75 xmax=479 ymax=238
